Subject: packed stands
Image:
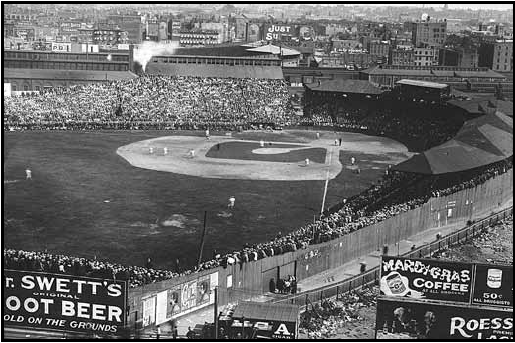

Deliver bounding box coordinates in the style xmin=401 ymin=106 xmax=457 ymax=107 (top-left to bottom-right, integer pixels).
xmin=4 ymin=75 xmax=295 ymax=131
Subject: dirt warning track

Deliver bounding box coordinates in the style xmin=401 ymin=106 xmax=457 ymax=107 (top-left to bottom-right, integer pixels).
xmin=116 ymin=130 xmax=412 ymax=181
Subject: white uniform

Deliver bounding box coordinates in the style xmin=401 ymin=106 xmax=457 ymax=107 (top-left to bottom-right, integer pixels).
xmin=351 ymin=157 xmax=355 ymax=165
xmin=228 ymin=197 xmax=236 ymax=208
xmin=190 ymin=150 xmax=195 ymax=157
xmin=205 ymin=129 xmax=210 ymax=139
xmin=316 ymin=132 xmax=320 ymax=139
xmin=305 ymin=158 xmax=310 ymax=166
xmin=163 ymin=147 xmax=168 ymax=155
xmin=149 ymin=147 xmax=154 ymax=154
xmin=25 ymin=169 xmax=32 ymax=180
xmin=260 ymin=140 xmax=265 ymax=147
xmin=334 ymin=139 xmax=338 ymax=146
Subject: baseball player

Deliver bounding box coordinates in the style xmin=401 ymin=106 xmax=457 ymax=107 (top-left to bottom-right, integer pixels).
xmin=25 ymin=168 xmax=32 ymax=180
xmin=305 ymin=158 xmax=310 ymax=166
xmin=228 ymin=196 xmax=236 ymax=209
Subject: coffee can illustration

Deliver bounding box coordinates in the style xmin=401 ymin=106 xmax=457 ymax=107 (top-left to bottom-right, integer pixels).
xmin=487 ymin=269 xmax=502 ymax=289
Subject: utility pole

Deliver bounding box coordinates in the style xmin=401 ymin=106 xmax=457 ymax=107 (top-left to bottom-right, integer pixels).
xmin=214 ymin=286 xmax=218 ymax=339
xmin=197 ymin=211 xmax=208 ymax=269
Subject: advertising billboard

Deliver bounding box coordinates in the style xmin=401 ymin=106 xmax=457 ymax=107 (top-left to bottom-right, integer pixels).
xmin=380 ymin=256 xmax=473 ymax=303
xmin=51 ymin=42 xmax=71 ymax=52
xmin=152 ymin=272 xmax=218 ymax=326
xmin=472 ymin=264 xmax=513 ymax=308
xmin=264 ymin=24 xmax=295 ymax=41
xmin=3 ymin=270 xmax=127 ymax=334
xmin=376 ymin=298 xmax=513 ymax=340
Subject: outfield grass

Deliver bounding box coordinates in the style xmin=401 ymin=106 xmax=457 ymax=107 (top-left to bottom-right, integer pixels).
xmin=3 ymin=130 xmax=389 ymax=270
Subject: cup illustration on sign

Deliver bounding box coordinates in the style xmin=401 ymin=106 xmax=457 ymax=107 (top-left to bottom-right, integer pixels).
xmin=387 ymin=272 xmax=407 ymax=295
xmin=487 ymin=269 xmax=502 ymax=289
xmin=380 ymin=272 xmax=425 ymax=298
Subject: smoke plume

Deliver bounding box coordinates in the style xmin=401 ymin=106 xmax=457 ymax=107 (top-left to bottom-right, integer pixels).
xmin=133 ymin=41 xmax=180 ymax=72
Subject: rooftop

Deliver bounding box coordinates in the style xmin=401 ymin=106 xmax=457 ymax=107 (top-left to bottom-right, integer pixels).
xmin=396 ymin=79 xmax=448 ymax=89
xmin=305 ymin=79 xmax=383 ymax=95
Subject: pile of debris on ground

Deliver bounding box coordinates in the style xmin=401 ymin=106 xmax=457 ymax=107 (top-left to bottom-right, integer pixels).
xmin=433 ymin=216 xmax=513 ymax=265
xmin=299 ymin=286 xmax=378 ymax=339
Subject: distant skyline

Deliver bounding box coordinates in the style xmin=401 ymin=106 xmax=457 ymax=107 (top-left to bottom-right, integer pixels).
xmin=313 ymin=3 xmax=512 ymax=11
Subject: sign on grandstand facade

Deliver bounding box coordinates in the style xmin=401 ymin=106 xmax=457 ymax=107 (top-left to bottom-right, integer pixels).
xmin=153 ymin=272 xmax=218 ymax=325
xmin=3 ymin=270 xmax=128 ymax=334
xmin=376 ymin=298 xmax=513 ymax=340
xmin=52 ymin=42 xmax=72 ymax=52
xmin=379 ymin=256 xmax=513 ymax=307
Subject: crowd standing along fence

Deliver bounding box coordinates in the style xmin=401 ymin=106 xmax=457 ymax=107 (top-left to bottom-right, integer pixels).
xmin=271 ymin=206 xmax=513 ymax=309
xmin=127 ymin=168 xmax=513 ymax=333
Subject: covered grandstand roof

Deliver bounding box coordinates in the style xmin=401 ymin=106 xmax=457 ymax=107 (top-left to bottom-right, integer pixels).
xmin=393 ymin=111 xmax=513 ymax=174
xmin=305 ymin=79 xmax=383 ymax=94
xmin=362 ymin=66 xmax=506 ymax=79
xmin=396 ymin=79 xmax=448 ymax=89
xmin=447 ymin=98 xmax=512 ymax=117
xmin=145 ymin=63 xmax=284 ymax=79
xmin=3 ymin=68 xmax=138 ymax=81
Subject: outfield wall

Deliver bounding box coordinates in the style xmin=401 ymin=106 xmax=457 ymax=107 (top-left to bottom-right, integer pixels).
xmin=128 ymin=169 xmax=512 ymax=331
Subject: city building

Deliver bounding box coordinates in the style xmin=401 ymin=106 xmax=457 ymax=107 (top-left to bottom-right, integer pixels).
xmin=233 ymin=14 xmax=248 ymax=42
xmin=93 ymin=28 xmax=129 ymax=46
xmin=389 ymin=48 xmax=415 ymax=66
xmin=179 ymin=30 xmax=220 ymax=47
xmin=411 ymin=18 xmax=447 ymax=48
xmin=107 ymin=14 xmax=143 ymax=44
xmin=439 ymin=48 xmax=479 ymax=68
xmin=200 ymin=22 xmax=229 ymax=43
xmin=478 ymin=39 xmax=513 ymax=72
xmin=414 ymin=47 xmax=439 ymax=66
xmin=332 ymin=39 xmax=361 ymax=51
xmin=368 ymin=41 xmax=390 ymax=59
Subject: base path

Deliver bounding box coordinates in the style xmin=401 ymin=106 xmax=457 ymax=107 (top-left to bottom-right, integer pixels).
xmin=116 ymin=130 xmax=412 ymax=181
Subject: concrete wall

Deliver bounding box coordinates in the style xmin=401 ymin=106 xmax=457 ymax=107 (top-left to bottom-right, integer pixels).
xmin=127 ymin=168 xmax=512 ymax=329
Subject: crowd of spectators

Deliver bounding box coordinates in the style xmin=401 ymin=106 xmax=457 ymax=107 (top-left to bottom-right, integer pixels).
xmin=5 ymin=155 xmax=511 ymax=288
xmin=3 ymin=77 xmax=512 ymax=289
xmin=4 ymin=76 xmax=295 ymax=131
xmin=303 ymin=95 xmax=465 ymax=151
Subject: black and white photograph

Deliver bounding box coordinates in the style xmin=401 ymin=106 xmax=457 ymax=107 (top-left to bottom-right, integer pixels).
xmin=2 ymin=1 xmax=513 ymax=340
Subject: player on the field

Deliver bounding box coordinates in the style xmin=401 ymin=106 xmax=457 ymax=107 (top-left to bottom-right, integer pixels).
xmin=190 ymin=149 xmax=195 ymax=157
xmin=305 ymin=158 xmax=310 ymax=166
xmin=228 ymin=196 xmax=236 ymax=209
xmin=163 ymin=147 xmax=168 ymax=155
xmin=149 ymin=147 xmax=154 ymax=154
xmin=351 ymin=157 xmax=355 ymax=165
xmin=205 ymin=129 xmax=210 ymax=140
xmin=25 ymin=168 xmax=32 ymax=180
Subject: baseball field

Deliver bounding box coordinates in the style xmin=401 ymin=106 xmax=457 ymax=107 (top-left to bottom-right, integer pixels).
xmin=3 ymin=129 xmax=412 ymax=270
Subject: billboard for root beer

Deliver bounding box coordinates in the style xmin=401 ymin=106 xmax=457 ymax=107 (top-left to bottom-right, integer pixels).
xmin=376 ymin=298 xmax=513 ymax=340
xmin=380 ymin=256 xmax=473 ymax=303
xmin=3 ymin=270 xmax=127 ymax=334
